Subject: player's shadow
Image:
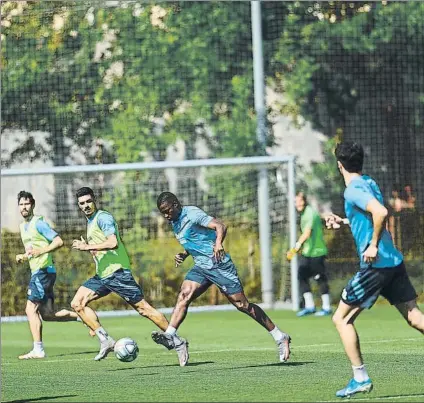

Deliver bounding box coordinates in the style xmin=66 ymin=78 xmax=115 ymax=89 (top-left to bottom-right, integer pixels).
xmin=243 ymin=361 xmax=314 ymax=368
xmin=107 ymin=361 xmax=214 ymax=371
xmin=54 ymin=350 xmax=98 ymax=357
xmin=5 ymin=395 xmax=78 ymax=403
xmin=376 ymin=394 xmax=424 ymax=400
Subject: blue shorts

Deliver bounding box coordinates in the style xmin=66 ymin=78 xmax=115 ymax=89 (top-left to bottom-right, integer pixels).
xmin=341 ymin=262 xmax=417 ymax=309
xmin=83 ymin=269 xmax=144 ymax=305
xmin=28 ymin=270 xmax=56 ymax=303
xmin=185 ymin=259 xmax=243 ymax=296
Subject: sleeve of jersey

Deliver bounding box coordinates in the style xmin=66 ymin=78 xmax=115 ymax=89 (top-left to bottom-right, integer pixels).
xmin=302 ymin=208 xmax=314 ymax=230
xmin=97 ymin=213 xmax=117 ymax=237
xmin=36 ymin=220 xmax=58 ymax=242
xmin=345 ymin=184 xmax=375 ymax=211
xmin=188 ymin=207 xmax=214 ymax=227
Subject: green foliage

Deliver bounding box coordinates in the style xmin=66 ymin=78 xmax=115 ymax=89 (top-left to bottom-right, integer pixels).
xmin=298 ymin=137 xmax=344 ymax=208
xmin=271 ymin=2 xmax=424 ymax=193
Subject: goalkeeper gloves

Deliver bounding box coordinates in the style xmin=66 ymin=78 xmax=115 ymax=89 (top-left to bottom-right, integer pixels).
xmin=286 ymin=242 xmax=301 ymax=261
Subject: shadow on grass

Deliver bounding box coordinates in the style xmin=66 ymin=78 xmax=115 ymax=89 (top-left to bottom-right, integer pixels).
xmin=53 ymin=351 xmax=98 ymax=357
xmin=5 ymin=394 xmax=78 ymax=403
xmin=108 ymin=361 xmax=214 ymax=371
xmin=243 ymin=361 xmax=315 ymax=368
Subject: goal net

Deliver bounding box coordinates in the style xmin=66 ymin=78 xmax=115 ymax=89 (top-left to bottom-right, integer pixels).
xmin=1 ymin=157 xmax=297 ymax=316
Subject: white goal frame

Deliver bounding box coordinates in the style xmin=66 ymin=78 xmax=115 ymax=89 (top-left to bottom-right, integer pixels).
xmin=1 ymin=155 xmax=299 ymax=311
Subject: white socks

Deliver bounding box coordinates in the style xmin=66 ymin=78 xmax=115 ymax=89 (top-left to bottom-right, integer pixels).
xmin=321 ymin=294 xmax=331 ymax=311
xmin=303 ymin=292 xmax=315 ymax=310
xmin=33 ymin=341 xmax=44 ymax=353
xmin=269 ymin=326 xmax=285 ymax=342
xmin=95 ymin=327 xmax=110 ymax=342
xmin=352 ymin=364 xmax=370 ymax=382
xmin=165 ymin=325 xmax=177 ymax=336
xmin=165 ymin=325 xmax=183 ymax=346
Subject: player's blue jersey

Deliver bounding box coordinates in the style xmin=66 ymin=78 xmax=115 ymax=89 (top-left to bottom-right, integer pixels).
xmin=344 ymin=175 xmax=403 ymax=269
xmin=172 ymin=206 xmax=230 ymax=269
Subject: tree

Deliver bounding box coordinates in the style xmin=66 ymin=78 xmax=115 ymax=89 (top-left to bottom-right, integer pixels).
xmin=272 ymin=1 xmax=424 ymax=205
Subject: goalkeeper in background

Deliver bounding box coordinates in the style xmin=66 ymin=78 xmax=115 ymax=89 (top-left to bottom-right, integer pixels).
xmin=286 ymin=192 xmax=331 ymax=317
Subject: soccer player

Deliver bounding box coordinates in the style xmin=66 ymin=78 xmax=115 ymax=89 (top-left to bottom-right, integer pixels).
xmin=325 ymin=142 xmax=424 ymax=398
xmin=70 ymin=187 xmax=189 ymax=364
xmin=16 ymin=191 xmax=79 ymax=359
xmin=286 ymin=192 xmax=331 ymax=317
xmin=151 ymin=192 xmax=291 ymax=363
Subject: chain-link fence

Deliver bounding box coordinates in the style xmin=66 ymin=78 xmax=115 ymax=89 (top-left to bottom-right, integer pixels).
xmin=2 ymin=1 xmax=423 ymax=315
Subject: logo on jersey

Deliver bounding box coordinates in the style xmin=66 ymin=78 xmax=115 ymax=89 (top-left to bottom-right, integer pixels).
xmin=341 ymin=288 xmax=347 ymax=300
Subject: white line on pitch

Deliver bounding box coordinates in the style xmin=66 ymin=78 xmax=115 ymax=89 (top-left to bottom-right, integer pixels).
xmin=2 ymin=337 xmax=421 ymax=365
xmin=317 ymin=393 xmax=424 ymax=402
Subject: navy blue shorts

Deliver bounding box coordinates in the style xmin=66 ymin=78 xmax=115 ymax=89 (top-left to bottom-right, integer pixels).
xmin=83 ymin=269 xmax=144 ymax=305
xmin=341 ymin=262 xmax=417 ymax=309
xmin=185 ymin=259 xmax=243 ymax=295
xmin=28 ymin=270 xmax=56 ymax=303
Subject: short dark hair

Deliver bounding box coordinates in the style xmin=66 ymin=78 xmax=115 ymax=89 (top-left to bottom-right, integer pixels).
xmin=335 ymin=141 xmax=364 ymax=173
xmin=17 ymin=191 xmax=35 ymax=205
xmin=296 ymin=191 xmax=307 ymax=204
xmin=157 ymin=192 xmax=180 ymax=208
xmin=76 ymin=187 xmax=95 ymax=200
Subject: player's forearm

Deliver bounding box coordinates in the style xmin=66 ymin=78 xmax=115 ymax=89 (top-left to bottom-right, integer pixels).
xmin=39 ymin=236 xmax=64 ymax=254
xmin=370 ymin=210 xmax=388 ymax=247
xmin=86 ymin=238 xmax=117 ymax=251
xmin=215 ymin=222 xmax=227 ymax=245
xmin=297 ymin=229 xmax=312 ymax=248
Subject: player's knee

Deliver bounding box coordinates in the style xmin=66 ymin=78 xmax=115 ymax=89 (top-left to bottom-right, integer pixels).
xmin=71 ymin=298 xmax=85 ymax=313
xmin=25 ymin=303 xmax=38 ymax=317
xmin=135 ymin=300 xmax=151 ymax=317
xmin=234 ymin=300 xmax=249 ymax=312
xmin=332 ymin=312 xmax=343 ymax=327
xmin=177 ymin=288 xmax=193 ymax=306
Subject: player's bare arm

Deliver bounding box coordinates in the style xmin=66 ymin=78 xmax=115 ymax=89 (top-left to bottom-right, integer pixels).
xmin=207 ymin=218 xmax=227 ymax=262
xmin=72 ymin=234 xmax=118 ymax=251
xmin=363 ymin=199 xmax=388 ymax=264
xmin=31 ymin=236 xmax=64 ymax=258
xmin=286 ymin=227 xmax=311 ymax=261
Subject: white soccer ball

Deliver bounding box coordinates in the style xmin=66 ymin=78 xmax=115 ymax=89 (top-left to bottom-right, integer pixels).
xmin=114 ymin=337 xmax=139 ymax=362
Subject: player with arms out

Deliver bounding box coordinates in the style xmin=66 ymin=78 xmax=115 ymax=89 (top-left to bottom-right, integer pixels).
xmin=16 ymin=191 xmax=79 ymax=359
xmin=286 ymin=192 xmax=331 ymax=317
xmin=151 ymin=192 xmax=291 ymax=363
xmin=70 ymin=187 xmax=189 ymax=364
xmin=326 ymin=142 xmax=424 ymax=398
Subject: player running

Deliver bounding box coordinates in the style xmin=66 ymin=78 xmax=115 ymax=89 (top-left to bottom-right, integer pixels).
xmin=16 ymin=191 xmax=79 ymax=359
xmin=326 ymin=142 xmax=424 ymax=398
xmin=70 ymin=187 xmax=189 ymax=365
xmin=151 ymin=192 xmax=291 ymax=363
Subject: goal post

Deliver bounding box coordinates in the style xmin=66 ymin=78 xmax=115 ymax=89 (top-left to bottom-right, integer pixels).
xmin=1 ymin=155 xmax=299 ymax=313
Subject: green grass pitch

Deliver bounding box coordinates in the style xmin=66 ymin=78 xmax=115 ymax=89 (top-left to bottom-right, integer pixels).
xmin=1 ymin=305 xmax=423 ymax=402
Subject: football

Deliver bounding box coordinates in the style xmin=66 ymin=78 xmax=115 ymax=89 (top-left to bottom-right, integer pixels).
xmin=114 ymin=337 xmax=139 ymax=362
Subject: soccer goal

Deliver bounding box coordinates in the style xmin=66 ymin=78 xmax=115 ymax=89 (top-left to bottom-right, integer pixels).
xmin=1 ymin=156 xmax=299 ymax=316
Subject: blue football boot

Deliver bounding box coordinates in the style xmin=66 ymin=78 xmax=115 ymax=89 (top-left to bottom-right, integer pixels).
xmin=296 ymin=307 xmax=316 ymax=317
xmin=336 ymin=378 xmax=373 ymax=398
xmin=314 ymin=308 xmax=332 ymax=317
